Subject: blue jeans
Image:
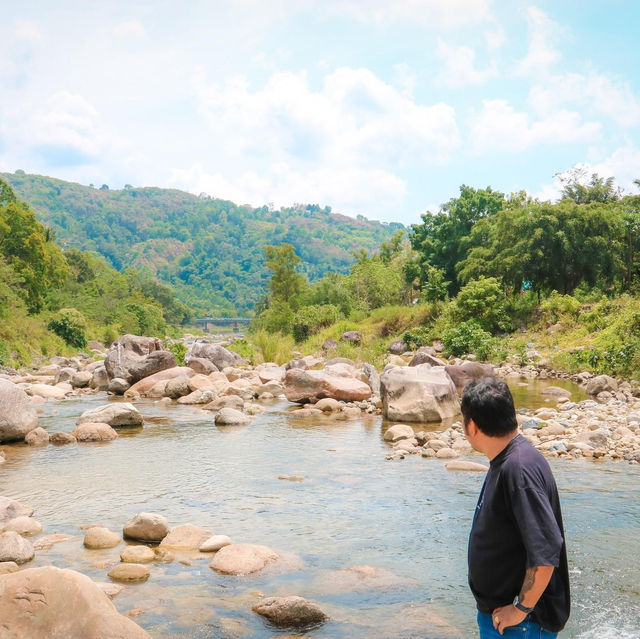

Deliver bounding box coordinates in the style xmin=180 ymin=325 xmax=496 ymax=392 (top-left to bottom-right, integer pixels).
xmin=477 ymin=612 xmax=558 ymax=638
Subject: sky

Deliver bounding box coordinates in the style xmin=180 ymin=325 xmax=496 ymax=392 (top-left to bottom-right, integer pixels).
xmin=1 ymin=1 xmax=639 ymax=226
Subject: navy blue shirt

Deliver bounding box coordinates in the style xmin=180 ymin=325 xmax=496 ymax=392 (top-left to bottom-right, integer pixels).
xmin=468 ymin=434 xmax=570 ymax=632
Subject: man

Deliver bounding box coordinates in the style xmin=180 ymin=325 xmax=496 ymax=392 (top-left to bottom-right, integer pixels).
xmin=461 ymin=377 xmax=570 ymax=638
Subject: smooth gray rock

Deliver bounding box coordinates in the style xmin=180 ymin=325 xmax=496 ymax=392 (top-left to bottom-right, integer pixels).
xmin=0 ymin=378 xmax=39 ymax=443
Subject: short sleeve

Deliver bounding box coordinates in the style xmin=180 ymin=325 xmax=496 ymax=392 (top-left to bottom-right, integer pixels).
xmin=510 ymin=484 xmax=564 ymax=567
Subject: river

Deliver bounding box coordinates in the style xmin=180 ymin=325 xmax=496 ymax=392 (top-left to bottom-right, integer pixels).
xmin=1 ymin=381 xmax=639 ymax=638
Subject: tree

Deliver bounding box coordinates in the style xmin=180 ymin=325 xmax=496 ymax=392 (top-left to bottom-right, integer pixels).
xmin=557 ymin=167 xmax=621 ymax=204
xmin=409 ymin=185 xmax=505 ymax=295
xmin=263 ymin=243 xmax=307 ymax=310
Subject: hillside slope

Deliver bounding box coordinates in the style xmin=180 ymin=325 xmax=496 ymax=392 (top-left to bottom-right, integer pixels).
xmin=2 ymin=171 xmax=403 ymax=314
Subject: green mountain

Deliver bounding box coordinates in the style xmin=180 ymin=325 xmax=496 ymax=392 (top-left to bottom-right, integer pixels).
xmin=2 ymin=171 xmax=404 ymax=315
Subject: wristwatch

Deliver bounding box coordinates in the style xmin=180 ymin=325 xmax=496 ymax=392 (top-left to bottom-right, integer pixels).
xmin=513 ymin=595 xmax=535 ymax=614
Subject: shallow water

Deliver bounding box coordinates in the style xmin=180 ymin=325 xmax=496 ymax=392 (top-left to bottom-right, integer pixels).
xmin=1 ymin=382 xmax=639 ymax=638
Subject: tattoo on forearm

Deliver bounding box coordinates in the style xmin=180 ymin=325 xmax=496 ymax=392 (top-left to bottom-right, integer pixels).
xmin=520 ymin=566 xmax=538 ymax=597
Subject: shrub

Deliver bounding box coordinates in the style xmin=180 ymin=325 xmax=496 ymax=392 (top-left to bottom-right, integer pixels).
xmin=47 ymin=308 xmax=88 ymax=348
xmin=226 ymin=339 xmax=254 ymax=363
xmin=442 ymin=320 xmax=494 ymax=360
xmin=166 ymin=341 xmax=187 ymax=365
xmin=292 ymin=304 xmax=341 ymax=342
xmin=453 ymin=277 xmax=512 ymax=333
xmin=402 ymin=326 xmax=432 ymax=349
xmin=540 ymin=291 xmax=581 ymax=323
xmin=251 ymin=329 xmax=294 ymax=364
xmin=0 ymin=339 xmax=9 ymax=366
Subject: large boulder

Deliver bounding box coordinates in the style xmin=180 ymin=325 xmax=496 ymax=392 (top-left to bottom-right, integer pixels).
xmin=0 ymin=531 xmax=35 ymax=564
xmin=187 ymin=342 xmax=244 ymax=371
xmin=25 ymin=427 xmax=49 ymax=446
xmin=380 ymin=365 xmax=460 ymax=423
xmin=123 ymin=513 xmax=169 ymax=543
xmin=0 ymin=566 xmax=151 ymax=638
xmin=0 ymin=379 xmax=39 ymax=443
xmin=127 ymin=350 xmax=177 ymax=384
xmin=284 ymin=369 xmax=372 ymax=404
xmin=76 ymin=403 xmax=143 ymax=429
xmin=388 ymin=339 xmax=409 ymax=355
xmin=127 ymin=366 xmax=195 ymax=396
xmin=90 ymin=366 xmax=110 ymax=391
xmin=209 ymin=543 xmax=279 ymax=575
xmin=444 ymin=362 xmax=494 ymax=395
xmin=409 ymin=346 xmax=445 ymax=367
xmin=215 ymin=408 xmax=252 ymax=426
xmin=186 ymin=357 xmax=219 ymax=375
xmin=0 ymin=497 xmax=34 ymax=526
xmin=72 ymin=423 xmax=118 ymax=442
xmin=83 ymin=527 xmax=121 ymax=549
xmin=361 ymin=363 xmax=380 ymax=395
xmin=104 ymin=334 xmax=166 ymax=382
xmin=252 ymin=596 xmax=329 ymax=627
xmin=586 ymin=374 xmax=618 ymax=396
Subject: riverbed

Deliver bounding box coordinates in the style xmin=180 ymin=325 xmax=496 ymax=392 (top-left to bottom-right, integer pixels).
xmin=1 ymin=385 xmax=639 ymax=638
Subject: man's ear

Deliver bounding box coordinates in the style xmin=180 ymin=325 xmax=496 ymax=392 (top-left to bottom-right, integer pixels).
xmin=467 ymin=418 xmax=479 ymax=436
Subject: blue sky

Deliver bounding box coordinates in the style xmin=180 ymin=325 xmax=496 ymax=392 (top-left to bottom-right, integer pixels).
xmin=1 ymin=1 xmax=639 ymax=225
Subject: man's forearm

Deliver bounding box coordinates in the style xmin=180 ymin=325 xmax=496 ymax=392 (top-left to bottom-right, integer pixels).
xmin=519 ymin=565 xmax=554 ymax=608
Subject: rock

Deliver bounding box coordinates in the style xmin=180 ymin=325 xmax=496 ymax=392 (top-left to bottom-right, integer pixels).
xmin=199 ymin=535 xmax=233 ymax=552
xmin=0 ymin=378 xmax=39 ymax=443
xmin=0 ymin=561 xmax=19 ymax=575
xmin=315 ymin=398 xmax=341 ymax=412
xmin=49 ymin=431 xmax=77 ymax=445
xmin=108 ymin=563 xmax=150 ymax=583
xmin=164 ymin=375 xmax=192 ymax=398
xmin=539 ymin=424 xmax=566 ymax=436
xmin=28 ymin=383 xmax=68 ymax=400
xmin=284 ymin=369 xmax=372 ymax=404
xmin=25 ymin=426 xmax=49 ymax=446
xmin=256 ymin=381 xmax=284 ymax=396
xmin=285 ymin=358 xmax=308 ymax=371
xmin=409 ymin=346 xmax=445 ymax=367
xmin=215 ymin=408 xmax=252 ymax=426
xmin=120 ymin=545 xmax=155 ymax=563
xmin=127 ymin=366 xmax=195 ymax=395
xmin=380 ymin=365 xmax=460 ymax=423
xmin=388 ymin=339 xmax=409 ymax=355
xmin=77 ymin=403 xmax=143 ymax=428
xmin=291 ymin=408 xmax=323 ymax=419
xmin=108 ymin=378 xmax=131 ymax=395
xmin=361 ymin=363 xmax=381 ymax=395
xmin=520 ymin=418 xmax=542 ymax=430
xmin=541 ymin=386 xmax=572 ymax=398
xmin=209 ymin=543 xmax=279 ymax=575
xmin=252 ymin=596 xmax=329 ymax=627
xmin=72 ymin=422 xmax=118 ymax=442
xmin=187 ymin=341 xmax=244 ymax=370
xmin=0 ymin=496 xmax=33 ymax=526
xmin=128 ymin=350 xmax=177 ymax=384
xmin=2 ymin=516 xmax=42 ymax=535
xmin=96 ymin=582 xmax=124 ymax=599
xmin=321 ymin=339 xmax=338 ymax=352
xmin=0 ymin=530 xmax=35 ymax=564
xmin=255 ymin=363 xmax=285 ymax=383
xmin=444 ymin=362 xmax=494 ymax=395
xmin=55 ymin=367 xmax=76 ymax=384
xmin=159 ymin=524 xmax=211 ymax=549
xmin=383 ymin=424 xmax=415 ymax=442
xmin=445 ymin=460 xmax=489 ymax=471
xmin=435 ymin=447 xmax=459 ymax=459
xmin=427 ymin=439 xmax=449 ymax=451
xmin=186 ymin=356 xmax=219 ymax=375
xmin=84 ymin=526 xmax=122 ymax=549
xmin=33 ymin=534 xmax=74 ymax=551
xmin=104 ymin=334 xmax=166 ymax=381
xmin=586 ymin=374 xmax=618 ymax=395
xmin=71 ymin=370 xmax=93 ymax=388
xmin=572 ymin=429 xmax=609 ymax=449
xmin=0 ymin=566 xmax=151 ymax=637
xmin=205 ymin=395 xmax=244 ymax=411
xmin=123 ymin=513 xmax=169 ymax=543
xmin=90 ymin=365 xmax=110 ymax=390
xmin=341 ymin=331 xmax=362 ymax=344
xmin=188 ymin=374 xmax=218 ymax=392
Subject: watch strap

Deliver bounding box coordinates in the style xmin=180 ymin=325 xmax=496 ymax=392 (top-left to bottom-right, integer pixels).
xmin=513 ymin=595 xmax=535 ymax=614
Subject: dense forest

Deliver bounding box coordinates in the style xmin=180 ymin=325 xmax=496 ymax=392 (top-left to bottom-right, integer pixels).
xmin=1 ymin=171 xmax=402 ymax=315
xmin=0 ymin=178 xmax=189 ymax=366
xmin=249 ymin=170 xmax=640 ymax=379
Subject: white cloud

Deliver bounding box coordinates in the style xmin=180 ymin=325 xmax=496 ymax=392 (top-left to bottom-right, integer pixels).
xmin=113 ymin=20 xmax=147 ymax=38
xmin=590 ymin=147 xmax=640 ymax=194
xmin=529 ymin=71 xmax=640 ymax=128
xmin=15 ymin=20 xmax=42 ymax=43
xmin=517 ymin=7 xmax=563 ymax=76
xmin=470 ymin=99 xmax=601 ymax=152
xmin=322 ymin=0 xmax=493 ymax=27
xmin=393 ymin=63 xmax=417 ymax=98
xmin=169 ymin=162 xmax=407 ymax=217
xmin=435 ymin=39 xmax=497 ymax=87
xmin=193 ymin=66 xmax=460 ymax=167
xmin=485 ymin=27 xmax=505 ymax=51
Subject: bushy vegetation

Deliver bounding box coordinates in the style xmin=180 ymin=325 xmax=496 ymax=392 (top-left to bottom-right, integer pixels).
xmin=0 ymin=179 xmax=193 ymax=367
xmin=2 ymin=171 xmax=402 ymax=316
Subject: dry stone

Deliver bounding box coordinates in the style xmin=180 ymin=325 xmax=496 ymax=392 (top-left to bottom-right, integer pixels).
xmin=209 ymin=543 xmax=279 ymax=575
xmin=77 ymin=403 xmax=143 ymax=428
xmin=108 ymin=563 xmax=150 ymax=583
xmin=123 ymin=513 xmax=169 ymax=543
xmin=72 ymin=422 xmax=118 ymax=442
xmin=159 ymin=524 xmax=211 ymax=549
xmin=0 ymin=378 xmax=39 ymax=443
xmin=284 ymin=369 xmax=372 ymax=404
xmin=0 ymin=530 xmax=35 ymax=564
xmin=25 ymin=427 xmax=49 ymax=446
xmin=252 ymin=596 xmax=329 ymax=627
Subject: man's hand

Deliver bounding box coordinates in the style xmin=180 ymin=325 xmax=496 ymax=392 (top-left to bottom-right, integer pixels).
xmin=491 ymin=604 xmax=527 ymax=635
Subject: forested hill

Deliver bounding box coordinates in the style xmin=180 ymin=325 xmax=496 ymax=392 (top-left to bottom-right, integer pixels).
xmin=2 ymin=171 xmax=403 ymax=314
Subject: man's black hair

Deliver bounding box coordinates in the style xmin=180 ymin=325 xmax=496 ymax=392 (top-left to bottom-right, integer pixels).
xmin=460 ymin=376 xmax=518 ymax=437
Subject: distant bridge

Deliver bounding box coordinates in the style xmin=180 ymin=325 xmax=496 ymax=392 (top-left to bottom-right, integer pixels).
xmin=195 ymin=317 xmax=252 ymax=332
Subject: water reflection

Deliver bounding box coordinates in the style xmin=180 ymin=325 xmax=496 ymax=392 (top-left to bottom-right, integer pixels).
xmin=0 ymin=381 xmax=638 ymax=638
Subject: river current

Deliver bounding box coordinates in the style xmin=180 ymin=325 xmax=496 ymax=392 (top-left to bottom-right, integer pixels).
xmin=1 ymin=382 xmax=639 ymax=638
